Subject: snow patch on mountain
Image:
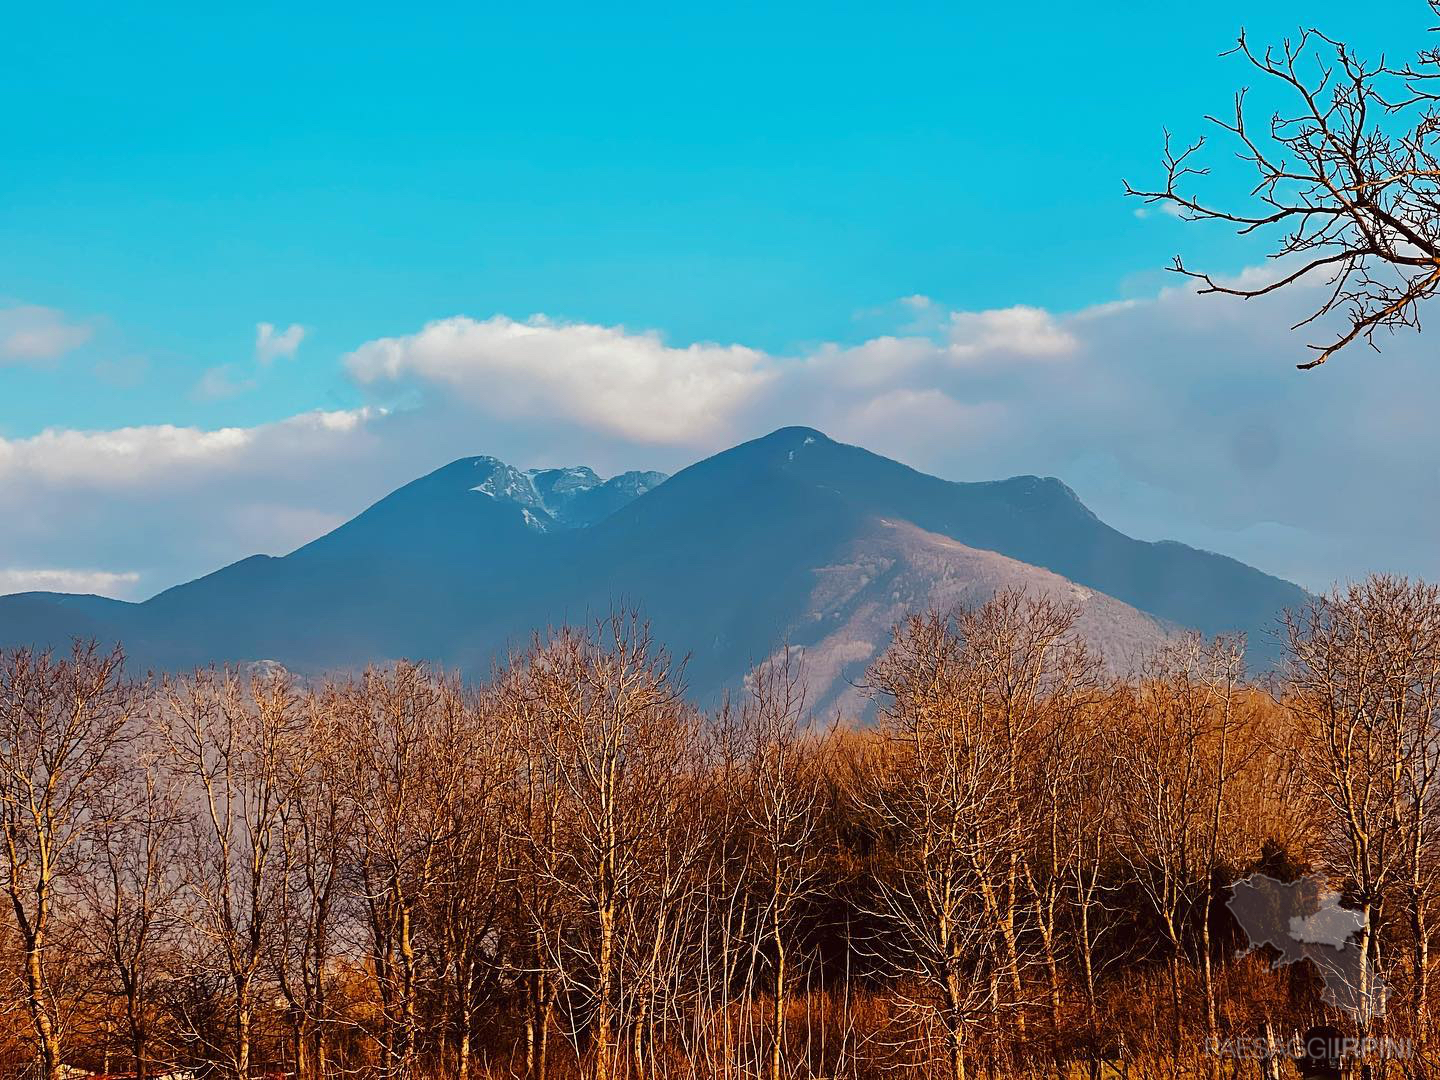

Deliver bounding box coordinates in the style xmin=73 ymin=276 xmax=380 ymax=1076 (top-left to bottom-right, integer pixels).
xmin=464 ymin=458 xmax=667 ymax=528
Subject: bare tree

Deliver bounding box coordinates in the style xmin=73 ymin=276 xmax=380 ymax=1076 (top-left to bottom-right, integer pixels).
xmin=509 ymin=615 xmax=687 ymax=1080
xmin=423 ymin=687 xmax=509 ymax=1080
xmin=1287 ymin=575 xmax=1440 ymax=1041
xmin=330 ymin=662 xmax=470 ymax=1080
xmin=1022 ymin=674 xmax=1112 ymax=1080
xmin=1126 ymin=7 xmax=1440 ymax=368
xmin=862 ymin=611 xmax=1005 ymax=1080
xmin=1054 ymin=707 xmax=1125 ymax=1080
xmin=736 ymin=649 xmax=826 ymax=1080
xmin=270 ymin=684 xmax=355 ymax=1080
xmin=681 ymin=706 xmax=759 ymax=1080
xmin=615 ymin=724 xmax=709 ymax=1080
xmin=858 ymin=592 xmax=1099 ymax=1078
xmin=83 ymin=718 xmax=185 ymax=1080
xmin=1112 ymin=635 xmax=1250 ymax=1069
xmin=951 ymin=589 xmax=1097 ymax=1058
xmin=18 ymin=592 xmax=1440 ymax=1076
xmin=160 ymin=667 xmax=298 ymax=1077
xmin=500 ymin=659 xmax=568 ymax=1080
xmin=0 ymin=643 xmax=130 ymax=1080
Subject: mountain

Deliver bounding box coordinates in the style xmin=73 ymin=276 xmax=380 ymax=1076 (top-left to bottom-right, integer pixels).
xmin=786 ymin=518 xmax=1183 ymax=717
xmin=0 ymin=428 xmax=1307 ymax=710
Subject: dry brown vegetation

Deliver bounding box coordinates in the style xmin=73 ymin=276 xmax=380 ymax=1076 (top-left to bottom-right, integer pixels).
xmin=3 ymin=580 xmax=1440 ymax=1080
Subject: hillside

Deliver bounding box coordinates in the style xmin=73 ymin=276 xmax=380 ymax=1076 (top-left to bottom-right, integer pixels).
xmin=0 ymin=427 xmax=1306 ymax=706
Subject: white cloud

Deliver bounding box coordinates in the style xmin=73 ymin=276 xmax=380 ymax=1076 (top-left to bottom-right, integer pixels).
xmin=946 ymin=305 xmax=1078 ymax=363
xmin=0 ymin=407 xmax=391 ymax=599
xmin=256 ymin=321 xmax=306 ymax=364
xmin=325 ymin=294 xmax=1440 ymax=590
xmin=804 ymin=336 xmax=937 ymax=389
xmin=8 ymin=272 xmax=1440 ymax=603
xmin=840 ymin=389 xmax=1005 ymax=460
xmin=194 ymin=364 xmax=255 ymax=400
xmin=0 ymin=408 xmax=377 ymax=489
xmin=346 ymin=315 xmax=777 ymax=444
xmin=0 ymin=568 xmax=140 ymax=598
xmin=0 ymin=305 xmax=92 ymax=362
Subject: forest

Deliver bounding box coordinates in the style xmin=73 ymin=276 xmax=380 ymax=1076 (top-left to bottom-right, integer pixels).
xmin=1 ymin=578 xmax=1437 ymax=1080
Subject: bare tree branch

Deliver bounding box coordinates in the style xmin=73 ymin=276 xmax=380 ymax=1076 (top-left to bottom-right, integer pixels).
xmin=1125 ymin=13 xmax=1440 ymax=368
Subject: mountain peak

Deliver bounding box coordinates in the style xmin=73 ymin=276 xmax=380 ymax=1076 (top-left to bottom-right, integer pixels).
xmin=995 ymin=473 xmax=1092 ymax=509
xmin=683 ymin=427 xmax=841 ymax=476
xmin=528 ymin=466 xmax=603 ymax=502
xmin=758 ymin=425 xmax=833 ymax=450
xmin=0 ymin=430 xmax=1306 ymax=700
xmin=468 ymin=460 xmax=546 ymax=510
xmin=422 ymin=456 xmax=668 ymax=529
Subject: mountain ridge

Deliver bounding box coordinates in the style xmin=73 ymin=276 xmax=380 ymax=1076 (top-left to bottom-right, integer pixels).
xmin=0 ymin=427 xmax=1307 ymax=706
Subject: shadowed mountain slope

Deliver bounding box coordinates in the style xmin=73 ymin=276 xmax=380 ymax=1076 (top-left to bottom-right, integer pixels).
xmin=0 ymin=428 xmax=1306 ymax=706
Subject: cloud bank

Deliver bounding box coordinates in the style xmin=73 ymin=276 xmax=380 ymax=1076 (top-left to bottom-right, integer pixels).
xmin=345 ymin=315 xmax=774 ymax=444
xmin=2 ymin=273 xmax=1435 ymax=599
xmin=0 ymin=568 xmax=141 ymax=598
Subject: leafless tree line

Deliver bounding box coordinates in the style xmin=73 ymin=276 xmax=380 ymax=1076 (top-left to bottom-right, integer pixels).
xmin=4 ymin=582 xmax=1440 ymax=1079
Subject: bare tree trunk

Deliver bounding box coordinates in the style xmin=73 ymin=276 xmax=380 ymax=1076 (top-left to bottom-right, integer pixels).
xmin=378 ymin=1026 xmax=393 ymax=1080
xmin=1002 ymin=854 xmax=1026 ymax=1045
xmin=596 ymin=886 xmax=615 ymax=1080
xmin=1079 ymin=904 xmax=1099 ymax=1080
xmin=945 ymin=971 xmax=968 ymax=1080
xmin=539 ymin=989 xmax=553 ymax=1080
xmin=1260 ymin=1020 xmax=1282 ymax=1080
xmin=1411 ymin=892 xmax=1430 ymax=1042
xmin=771 ymin=902 xmax=786 ymax=1080
xmin=236 ymin=973 xmax=253 ymax=1078
xmin=130 ymin=1000 xmax=148 ymax=1080
xmin=1200 ymin=886 xmax=1218 ymax=1080
xmin=23 ymin=938 xmax=62 ymax=1080
xmin=457 ymin=1006 xmax=472 ymax=1080
xmin=632 ymin=1003 xmax=646 ymax=1080
xmin=526 ymin=1004 xmax=535 ymax=1080
xmin=524 ymin=956 xmax=556 ymax=1080
xmin=293 ymin=1019 xmax=309 ymax=1080
xmin=526 ymin=968 xmax=542 ymax=1080
xmin=398 ymin=901 xmax=417 ymax=1074
xmin=1043 ymin=944 xmax=1063 ymax=1080
xmin=1168 ymin=951 xmax=1183 ymax=1066
xmin=1358 ymin=902 xmax=1374 ymax=1033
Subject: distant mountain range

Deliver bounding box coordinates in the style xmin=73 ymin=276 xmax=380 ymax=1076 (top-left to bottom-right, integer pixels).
xmin=0 ymin=427 xmax=1308 ymax=712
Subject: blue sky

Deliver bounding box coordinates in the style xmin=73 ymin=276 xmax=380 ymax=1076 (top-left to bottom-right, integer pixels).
xmin=2 ymin=1 xmax=1436 ymax=599
xmin=4 ymin=0 xmax=1376 ymax=432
